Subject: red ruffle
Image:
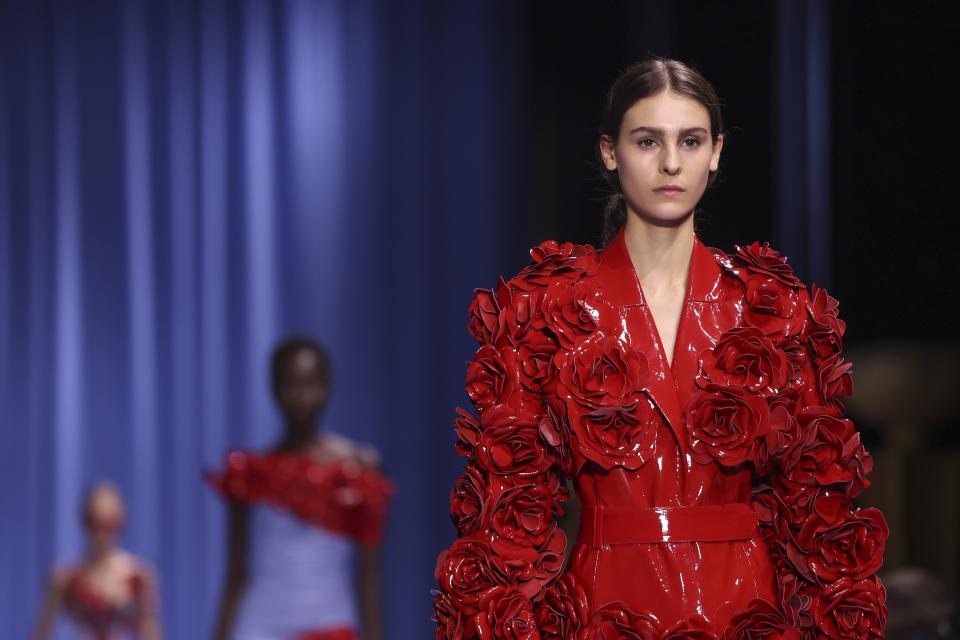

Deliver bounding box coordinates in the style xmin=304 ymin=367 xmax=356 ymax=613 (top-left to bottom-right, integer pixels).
xmin=207 ymin=450 xmax=395 ymax=547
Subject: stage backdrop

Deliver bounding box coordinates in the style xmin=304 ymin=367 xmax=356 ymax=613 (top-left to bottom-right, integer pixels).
xmin=0 ymin=0 xmax=523 ymax=637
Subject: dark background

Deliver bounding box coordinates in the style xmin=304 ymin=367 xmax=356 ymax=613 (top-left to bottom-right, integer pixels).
xmin=0 ymin=1 xmax=956 ymax=638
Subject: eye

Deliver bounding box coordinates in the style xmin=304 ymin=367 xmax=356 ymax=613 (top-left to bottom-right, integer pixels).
xmin=681 ymin=137 xmax=702 ymax=147
xmin=637 ymin=138 xmax=657 ymax=148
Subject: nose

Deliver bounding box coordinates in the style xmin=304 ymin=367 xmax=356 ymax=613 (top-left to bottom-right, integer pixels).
xmin=660 ymin=145 xmax=681 ymax=176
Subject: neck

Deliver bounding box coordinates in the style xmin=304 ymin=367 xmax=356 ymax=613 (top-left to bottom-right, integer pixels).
xmin=86 ymin=544 xmax=113 ymax=564
xmin=622 ymin=210 xmax=695 ymax=294
xmin=277 ymin=421 xmax=321 ymax=452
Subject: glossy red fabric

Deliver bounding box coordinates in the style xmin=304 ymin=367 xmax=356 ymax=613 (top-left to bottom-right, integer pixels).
xmin=207 ymin=451 xmax=395 ymax=546
xmin=576 ymin=503 xmax=758 ymax=546
xmin=432 ymin=227 xmax=887 ymax=639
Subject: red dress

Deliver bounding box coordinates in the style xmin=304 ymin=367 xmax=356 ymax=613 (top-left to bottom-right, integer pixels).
xmin=432 ymin=226 xmax=888 ymax=639
xmin=60 ymin=560 xmax=154 ymax=640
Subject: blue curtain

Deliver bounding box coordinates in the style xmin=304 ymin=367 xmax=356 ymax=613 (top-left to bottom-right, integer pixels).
xmin=0 ymin=1 xmax=520 ymax=637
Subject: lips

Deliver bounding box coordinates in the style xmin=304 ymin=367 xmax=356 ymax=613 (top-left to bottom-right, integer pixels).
xmin=654 ymin=185 xmax=685 ymax=197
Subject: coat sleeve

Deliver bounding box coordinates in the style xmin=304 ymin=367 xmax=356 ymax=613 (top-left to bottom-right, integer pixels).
xmin=431 ymin=263 xmax=591 ymax=639
xmin=754 ymin=281 xmax=889 ymax=638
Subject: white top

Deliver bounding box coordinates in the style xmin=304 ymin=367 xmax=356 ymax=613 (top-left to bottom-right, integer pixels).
xmin=232 ymin=504 xmax=360 ymax=639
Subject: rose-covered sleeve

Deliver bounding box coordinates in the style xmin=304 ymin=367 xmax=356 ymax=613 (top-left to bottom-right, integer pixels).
xmin=432 ymin=242 xmax=598 ymax=640
xmin=738 ymin=248 xmax=889 ymax=639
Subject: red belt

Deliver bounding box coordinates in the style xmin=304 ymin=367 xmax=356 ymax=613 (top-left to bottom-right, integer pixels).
xmin=577 ymin=503 xmax=758 ymax=547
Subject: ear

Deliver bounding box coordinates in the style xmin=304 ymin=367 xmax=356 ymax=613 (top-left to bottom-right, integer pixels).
xmin=709 ymin=133 xmax=724 ymax=172
xmin=599 ymin=135 xmax=618 ymax=171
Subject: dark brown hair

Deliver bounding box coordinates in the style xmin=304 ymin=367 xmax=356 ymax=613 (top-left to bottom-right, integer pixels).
xmin=598 ymin=58 xmax=725 ymax=245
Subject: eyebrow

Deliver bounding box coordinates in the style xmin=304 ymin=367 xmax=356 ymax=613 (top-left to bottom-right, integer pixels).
xmin=628 ymin=126 xmax=710 ymax=137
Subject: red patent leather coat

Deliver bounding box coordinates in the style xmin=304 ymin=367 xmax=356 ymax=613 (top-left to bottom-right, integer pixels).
xmin=432 ymin=226 xmax=888 ymax=640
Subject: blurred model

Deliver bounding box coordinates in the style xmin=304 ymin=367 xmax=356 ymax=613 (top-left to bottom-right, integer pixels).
xmin=210 ymin=336 xmax=393 ymax=640
xmin=34 ymin=482 xmax=162 ymax=640
xmin=431 ymin=58 xmax=888 ymax=638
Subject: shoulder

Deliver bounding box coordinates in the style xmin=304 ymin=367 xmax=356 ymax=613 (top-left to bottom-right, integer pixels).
xmin=467 ymin=239 xmax=601 ymax=345
xmin=495 ymin=239 xmax=600 ymax=291
xmin=46 ymin=565 xmax=76 ymax=593
xmin=110 ymin=549 xmax=144 ymax=574
xmin=321 ymin=430 xmax=381 ymax=468
xmin=713 ymin=239 xmax=808 ymax=290
xmin=715 ymin=239 xmax=849 ymax=342
xmin=132 ymin=558 xmax=159 ymax=591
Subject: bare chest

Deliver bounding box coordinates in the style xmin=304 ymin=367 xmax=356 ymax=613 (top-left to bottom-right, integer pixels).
xmin=643 ymin=287 xmax=687 ymax=368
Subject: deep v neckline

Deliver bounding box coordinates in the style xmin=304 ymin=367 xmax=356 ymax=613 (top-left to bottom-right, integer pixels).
xmin=625 ymin=235 xmax=696 ymax=378
xmin=595 ymin=226 xmax=723 ymax=448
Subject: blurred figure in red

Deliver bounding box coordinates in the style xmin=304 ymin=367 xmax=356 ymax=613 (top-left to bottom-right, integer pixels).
xmin=33 ymin=482 xmax=162 ymax=640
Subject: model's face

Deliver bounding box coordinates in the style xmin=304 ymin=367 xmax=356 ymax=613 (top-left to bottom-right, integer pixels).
xmin=275 ymin=349 xmax=328 ymax=422
xmin=599 ymin=89 xmax=723 ymax=225
xmin=83 ymin=486 xmax=125 ymax=550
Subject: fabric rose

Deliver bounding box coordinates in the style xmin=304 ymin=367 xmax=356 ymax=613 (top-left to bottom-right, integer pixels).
xmin=535 ymin=573 xmax=590 ymax=640
xmin=553 ymin=334 xmax=659 ymax=469
xmin=812 ymin=575 xmax=887 ymax=639
xmin=803 ymin=284 xmax=846 ymax=360
xmin=731 ymin=241 xmax=803 ymax=289
xmin=475 ymin=405 xmax=552 ymax=477
xmin=778 ymin=406 xmax=872 ymax=499
xmin=510 ymin=240 xmax=597 ymax=292
xmin=469 ymin=279 xmax=556 ymax=351
xmin=555 ymin=334 xmax=650 ymax=409
xmin=661 ymin=616 xmax=720 ymax=640
xmin=779 ymin=337 xmax=816 ymax=411
xmin=535 ymin=279 xmax=605 ymax=350
xmin=538 ymin=400 xmax=583 ymax=476
xmin=490 ymin=473 xmax=566 ymax=548
xmin=491 ymin=528 xmax=566 ymax=599
xmin=432 ymin=588 xmax=477 ymax=640
xmin=466 ymin=345 xmax=518 ymax=412
xmin=454 ymin=408 xmax=483 ymax=459
xmin=683 ymin=383 xmax=770 ymax=467
xmin=721 ymin=598 xmax=798 ymax=640
xmin=468 ymin=284 xmax=505 ymax=346
xmin=776 ymin=572 xmax=817 ymax=633
xmin=498 ymin=287 xmax=544 ymax=347
xmin=762 ymin=404 xmax=801 ymax=467
xmin=750 ymin=482 xmax=788 ymax=530
xmin=580 ymin=602 xmax=662 ymax=640
xmin=474 ymin=586 xmax=539 ymax=640
xmin=741 ymin=276 xmax=802 ymax=338
xmin=435 ymin=539 xmax=507 ymax=605
xmin=530 ymin=240 xmax=596 ymax=265
xmin=450 ymin=466 xmax=488 ymax=536
xmin=766 ymin=484 xmax=849 ymax=529
xmin=815 ymin=353 xmax=853 ymax=403
xmin=518 ymin=330 xmax=560 ymax=393
xmin=792 ymin=507 xmax=888 ymax=583
xmin=697 ymin=326 xmax=789 ymax=395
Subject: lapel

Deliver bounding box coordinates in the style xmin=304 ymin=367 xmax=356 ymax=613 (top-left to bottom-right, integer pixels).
xmin=594 ymin=225 xmax=723 ymax=451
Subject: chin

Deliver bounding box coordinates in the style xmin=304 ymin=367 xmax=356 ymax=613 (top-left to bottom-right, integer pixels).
xmin=633 ymin=202 xmax=695 ymax=226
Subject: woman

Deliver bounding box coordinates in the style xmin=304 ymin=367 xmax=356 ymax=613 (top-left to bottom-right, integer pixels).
xmin=33 ymin=482 xmax=162 ymax=640
xmin=431 ymin=58 xmax=888 ymax=639
xmin=210 ymin=336 xmax=393 ymax=640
